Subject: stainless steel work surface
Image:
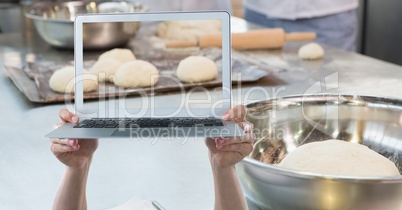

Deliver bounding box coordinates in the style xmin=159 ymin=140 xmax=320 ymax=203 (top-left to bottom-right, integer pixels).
xmin=2 ymin=6 xmax=402 ymax=210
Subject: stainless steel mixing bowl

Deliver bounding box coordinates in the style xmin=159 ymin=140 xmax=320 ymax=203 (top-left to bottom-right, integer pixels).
xmin=238 ymin=94 xmax=402 ymax=210
xmin=25 ymin=1 xmax=147 ymax=49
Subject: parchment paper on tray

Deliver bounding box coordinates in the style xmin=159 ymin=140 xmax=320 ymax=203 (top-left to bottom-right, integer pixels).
xmin=22 ymin=47 xmax=269 ymax=103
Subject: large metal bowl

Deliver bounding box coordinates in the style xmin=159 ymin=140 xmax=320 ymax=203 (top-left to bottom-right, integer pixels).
xmin=238 ymin=94 xmax=402 ymax=210
xmin=24 ymin=1 xmax=147 ymax=49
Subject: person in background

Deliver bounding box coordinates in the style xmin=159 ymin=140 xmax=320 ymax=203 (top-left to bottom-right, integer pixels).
xmin=136 ymin=0 xmax=231 ymax=12
xmin=243 ymin=0 xmax=359 ymax=51
xmin=50 ymin=105 xmax=254 ymax=210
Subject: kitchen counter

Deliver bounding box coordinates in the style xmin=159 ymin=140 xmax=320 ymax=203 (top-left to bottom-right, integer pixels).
xmin=1 ymin=6 xmax=402 ymax=210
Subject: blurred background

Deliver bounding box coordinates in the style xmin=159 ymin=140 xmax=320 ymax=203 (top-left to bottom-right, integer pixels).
xmin=1 ymin=0 xmax=400 ymax=66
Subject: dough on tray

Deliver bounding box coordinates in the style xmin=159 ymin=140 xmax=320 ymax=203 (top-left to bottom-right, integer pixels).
xmin=98 ymin=48 xmax=136 ymax=63
xmin=279 ymin=140 xmax=400 ymax=176
xmin=90 ymin=58 xmax=122 ymax=82
xmin=157 ymin=20 xmax=221 ymax=41
xmin=114 ymin=60 xmax=159 ymax=88
xmin=176 ymin=56 xmax=218 ymax=83
xmin=298 ymin=42 xmax=324 ymax=60
xmin=49 ymin=66 xmax=98 ymax=93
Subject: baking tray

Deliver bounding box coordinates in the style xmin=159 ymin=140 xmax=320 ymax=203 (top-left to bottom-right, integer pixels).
xmin=3 ymin=47 xmax=268 ymax=103
xmin=3 ymin=21 xmax=272 ymax=103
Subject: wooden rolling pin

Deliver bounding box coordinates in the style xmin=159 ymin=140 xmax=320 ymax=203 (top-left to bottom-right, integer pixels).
xmin=165 ymin=28 xmax=316 ymax=50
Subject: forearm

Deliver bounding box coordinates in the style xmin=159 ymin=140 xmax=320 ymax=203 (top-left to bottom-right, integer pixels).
xmin=52 ymin=161 xmax=91 ymax=210
xmin=213 ymin=167 xmax=248 ymax=210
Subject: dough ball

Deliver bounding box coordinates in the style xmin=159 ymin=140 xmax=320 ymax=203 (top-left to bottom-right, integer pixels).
xmin=298 ymin=42 xmax=324 ymax=60
xmin=114 ymin=60 xmax=159 ymax=88
xmin=176 ymin=56 xmax=218 ymax=83
xmin=98 ymin=48 xmax=136 ymax=63
xmin=90 ymin=58 xmax=122 ymax=82
xmin=49 ymin=66 xmax=98 ymax=93
xmin=279 ymin=140 xmax=400 ymax=176
xmin=157 ymin=20 xmax=221 ymax=41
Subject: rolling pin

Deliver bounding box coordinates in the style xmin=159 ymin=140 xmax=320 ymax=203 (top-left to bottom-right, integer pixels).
xmin=165 ymin=28 xmax=316 ymax=50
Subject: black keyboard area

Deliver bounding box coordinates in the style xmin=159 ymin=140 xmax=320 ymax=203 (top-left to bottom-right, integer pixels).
xmin=73 ymin=118 xmax=224 ymax=128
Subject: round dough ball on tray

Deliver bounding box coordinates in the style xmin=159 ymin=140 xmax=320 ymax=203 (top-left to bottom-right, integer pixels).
xmin=279 ymin=140 xmax=400 ymax=177
xmin=114 ymin=60 xmax=159 ymax=88
xmin=298 ymin=42 xmax=324 ymax=60
xmin=98 ymin=48 xmax=136 ymax=63
xmin=90 ymin=58 xmax=122 ymax=82
xmin=49 ymin=66 xmax=98 ymax=93
xmin=176 ymin=56 xmax=218 ymax=83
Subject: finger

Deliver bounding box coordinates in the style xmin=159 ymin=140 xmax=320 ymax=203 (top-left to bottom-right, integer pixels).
xmin=53 ymin=122 xmax=63 ymax=129
xmin=214 ymin=137 xmax=228 ymax=149
xmin=215 ymin=137 xmax=228 ymax=144
xmin=222 ymin=105 xmax=247 ymax=121
xmin=222 ymin=105 xmax=247 ymax=122
xmin=217 ymin=142 xmax=254 ymax=157
xmin=50 ymin=143 xmax=80 ymax=155
xmin=217 ymin=133 xmax=255 ymax=146
xmin=50 ymin=138 xmax=78 ymax=146
xmin=238 ymin=121 xmax=254 ymax=132
xmin=58 ymin=109 xmax=79 ymax=123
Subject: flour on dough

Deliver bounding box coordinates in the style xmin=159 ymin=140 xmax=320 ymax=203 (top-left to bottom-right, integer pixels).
xmin=98 ymin=48 xmax=136 ymax=63
xmin=49 ymin=66 xmax=98 ymax=93
xmin=279 ymin=140 xmax=399 ymax=176
xmin=114 ymin=60 xmax=159 ymax=88
xmin=157 ymin=20 xmax=221 ymax=41
xmin=176 ymin=56 xmax=218 ymax=83
xmin=298 ymin=42 xmax=324 ymax=60
xmin=90 ymin=58 xmax=122 ymax=82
